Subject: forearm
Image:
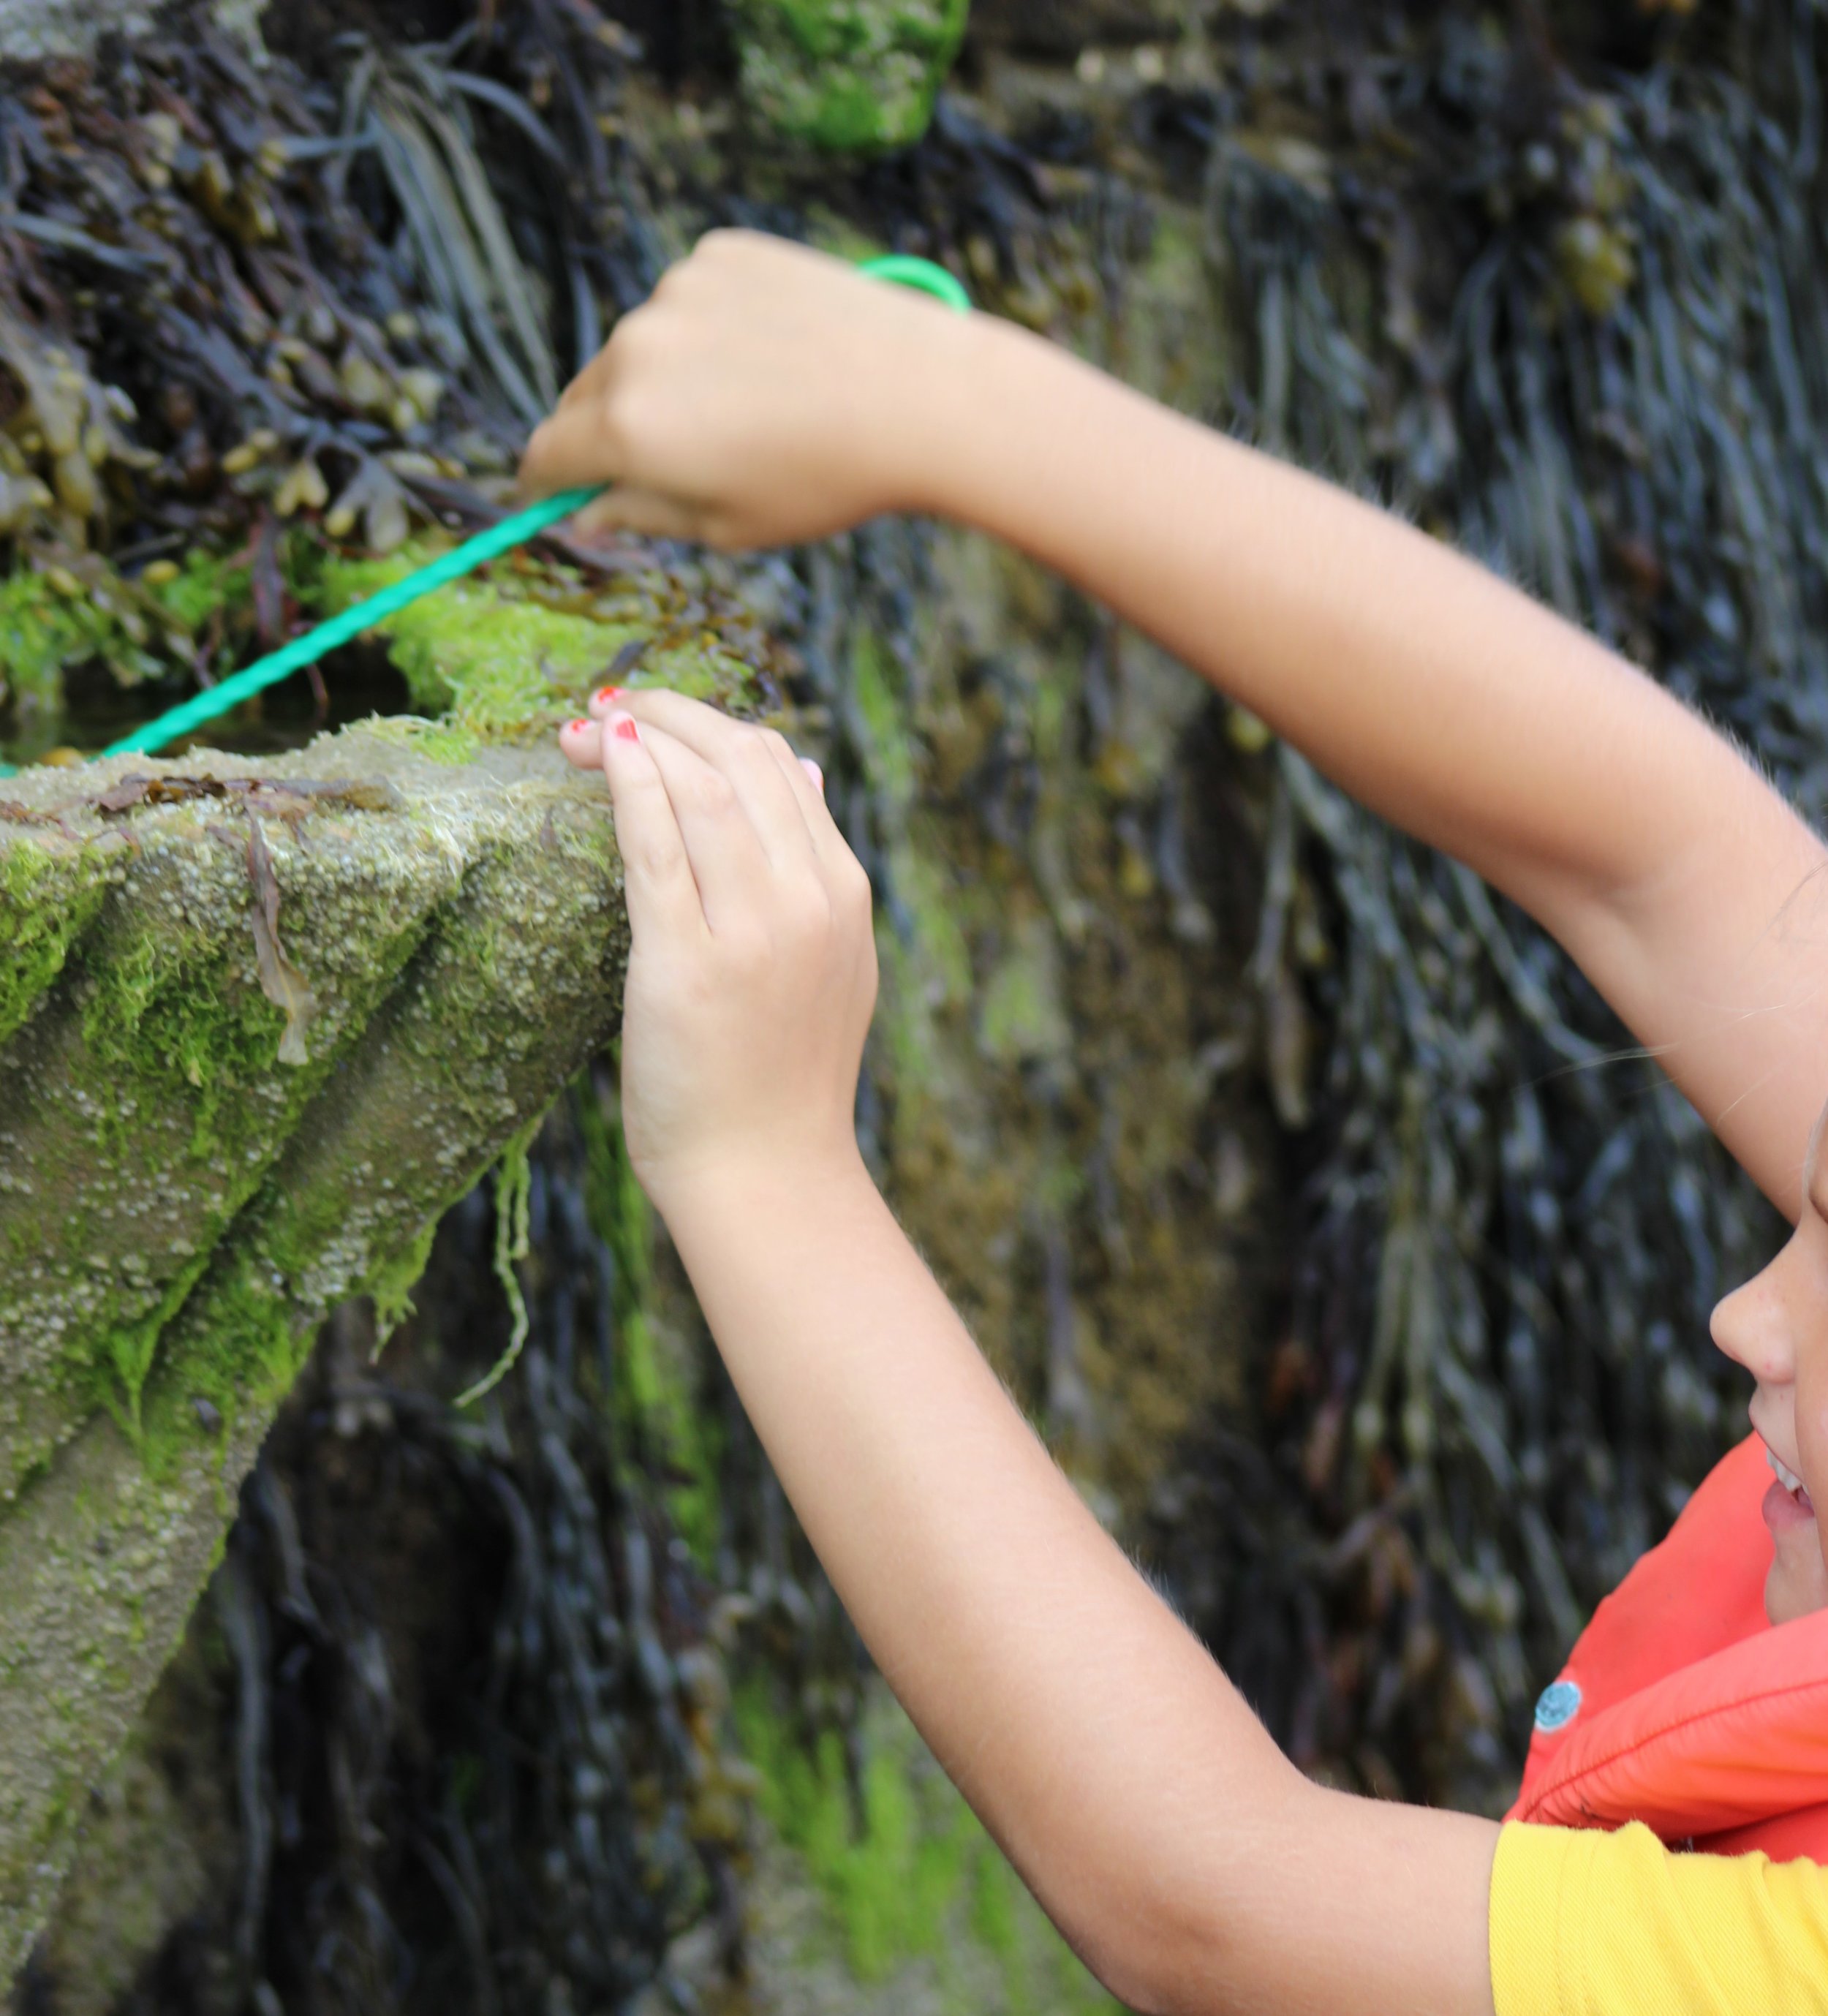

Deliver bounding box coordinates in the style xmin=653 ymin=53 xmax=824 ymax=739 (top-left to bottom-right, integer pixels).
xmin=661 ymin=1152 xmax=1495 ymax=2015
xmin=917 ymin=320 xmax=1734 ymax=915
xmin=910 ymin=317 xmax=1828 ymax=1212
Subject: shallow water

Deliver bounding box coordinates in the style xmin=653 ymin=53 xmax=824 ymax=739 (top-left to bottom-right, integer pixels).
xmin=0 ymin=641 xmax=413 ymax=770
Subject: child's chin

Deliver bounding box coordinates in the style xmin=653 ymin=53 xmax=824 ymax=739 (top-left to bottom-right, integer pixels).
xmin=1764 ymin=1521 xmax=1828 ymax=1624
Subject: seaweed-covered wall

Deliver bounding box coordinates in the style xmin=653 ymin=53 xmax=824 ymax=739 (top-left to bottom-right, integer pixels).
xmin=4 ymin=0 xmax=1827 ymax=2009
xmin=0 ymin=4 xmax=259 ymax=61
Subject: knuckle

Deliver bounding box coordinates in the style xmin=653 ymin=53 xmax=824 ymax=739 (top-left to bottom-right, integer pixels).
xmin=692 ymin=769 xmax=739 ymax=818
xmin=605 ymin=310 xmax=647 ymax=366
xmin=782 ymin=879 xmax=836 ymax=942
xmin=602 ymin=368 xmax=647 ymax=423
xmin=620 ymin=306 xmax=670 ymax=358
xmin=595 ymin=385 xmax=638 ymax=457
xmin=839 ymin=856 xmax=874 ymax=914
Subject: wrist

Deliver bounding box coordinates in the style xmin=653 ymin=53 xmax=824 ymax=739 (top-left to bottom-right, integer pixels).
xmin=645 ymin=1137 xmax=878 ymax=1243
xmin=891 ymin=310 xmax=1033 ymax=524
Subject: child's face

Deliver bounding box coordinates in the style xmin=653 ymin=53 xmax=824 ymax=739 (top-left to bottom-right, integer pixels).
xmin=1712 ymin=1106 xmax=1828 ymax=1625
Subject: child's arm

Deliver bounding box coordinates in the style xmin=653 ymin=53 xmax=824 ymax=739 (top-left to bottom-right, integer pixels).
xmin=526 ymin=231 xmax=1828 ymax=1223
xmin=574 ymin=689 xmax=1499 ymax=2016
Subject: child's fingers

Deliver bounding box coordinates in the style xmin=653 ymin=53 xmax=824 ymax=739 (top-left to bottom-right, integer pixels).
xmin=583 ymin=690 xmax=842 ymax=867
xmin=623 ymin=714 xmax=772 ymax=934
xmin=603 ymin=690 xmax=817 ymax=864
xmin=559 ymin=716 xmax=603 ymax=767
xmin=567 ymin=720 xmax=822 ymax=796
xmin=594 ymin=711 xmax=709 ymax=950
xmin=764 ymin=733 xmax=844 ymax=858
xmin=574 ymin=486 xmax=709 ymax=543
xmin=518 ymin=403 xmax=622 ymax=500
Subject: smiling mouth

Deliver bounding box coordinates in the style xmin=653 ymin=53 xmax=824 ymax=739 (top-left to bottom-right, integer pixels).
xmin=1767 ymin=1443 xmax=1815 ymax=1514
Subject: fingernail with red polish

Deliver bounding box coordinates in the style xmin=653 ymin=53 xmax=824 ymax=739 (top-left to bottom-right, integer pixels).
xmin=613 ymin=716 xmax=639 ymax=744
xmin=594 ymin=684 xmax=624 ymax=706
xmin=563 ymin=718 xmax=589 ymax=734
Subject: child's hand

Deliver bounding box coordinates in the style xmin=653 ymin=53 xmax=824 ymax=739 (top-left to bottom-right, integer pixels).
xmin=560 ymin=692 xmax=877 ymax=1211
xmin=518 ymin=230 xmax=973 ymax=548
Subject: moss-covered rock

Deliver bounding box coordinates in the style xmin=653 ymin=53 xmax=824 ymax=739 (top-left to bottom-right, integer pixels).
xmin=0 ymin=550 xmax=768 ymax=1979
xmin=0 ymin=723 xmax=638 ymax=1978
xmin=730 ymin=0 xmax=970 ymax=152
xmin=311 ymin=542 xmax=759 ymax=747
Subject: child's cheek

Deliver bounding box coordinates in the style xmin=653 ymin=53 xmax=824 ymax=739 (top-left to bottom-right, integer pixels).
xmin=1782 ymin=1518 xmax=1828 ymax=1624
xmin=1791 ymin=1345 xmax=1828 ymax=1620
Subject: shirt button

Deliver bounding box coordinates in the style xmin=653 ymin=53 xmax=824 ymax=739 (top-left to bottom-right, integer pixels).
xmin=1533 ymin=1678 xmax=1582 ymax=1734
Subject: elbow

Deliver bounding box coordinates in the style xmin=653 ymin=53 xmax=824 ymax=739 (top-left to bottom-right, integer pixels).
xmin=1064 ymin=1876 xmax=1251 ymax=2016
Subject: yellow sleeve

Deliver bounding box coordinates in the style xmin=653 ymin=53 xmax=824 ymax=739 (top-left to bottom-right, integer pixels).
xmin=1489 ymin=1819 xmax=1828 ymax=2015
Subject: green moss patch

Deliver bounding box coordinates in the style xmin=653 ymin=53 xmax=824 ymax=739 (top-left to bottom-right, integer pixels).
xmin=0 ymin=552 xmax=253 ymax=717
xmin=736 ymin=1682 xmax=1119 ymax=2012
xmin=0 ymin=836 xmax=111 ymax=1048
xmin=313 ymin=543 xmax=755 ymax=742
xmin=731 ymin=0 xmax=969 ymax=152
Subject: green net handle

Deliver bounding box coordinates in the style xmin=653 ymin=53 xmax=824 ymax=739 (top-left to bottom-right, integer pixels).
xmin=89 ymin=254 xmax=969 ymax=761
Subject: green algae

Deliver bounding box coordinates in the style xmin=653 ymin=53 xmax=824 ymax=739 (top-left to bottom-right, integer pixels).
xmin=369 ymin=1217 xmax=439 ymax=1342
xmin=578 ymin=1080 xmax=722 ymax=1557
xmin=0 ymin=837 xmax=110 ymax=1049
xmin=0 ymin=552 xmax=253 ymax=717
xmin=730 ymin=0 xmax=969 ymax=152
xmin=849 ymin=628 xmax=919 ymax=816
xmin=978 ymin=911 xmax=1073 ymax=1068
xmin=80 ymin=894 xmax=293 ymax=1163
xmin=357 ymin=714 xmax=483 ymax=766
xmin=114 ymin=778 xmax=627 ymax=1481
xmin=0 ymin=698 xmax=666 ymax=1525
xmin=454 ymin=1115 xmax=540 ymax=1406
xmin=313 ymin=543 xmax=753 ymax=741
xmin=0 ymin=793 xmax=460 ymax=1492
xmin=0 ymin=571 xmax=154 ymax=710
xmin=0 ymin=736 xmax=651 ymax=1977
xmin=736 ymin=1680 xmax=1119 ymax=2012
